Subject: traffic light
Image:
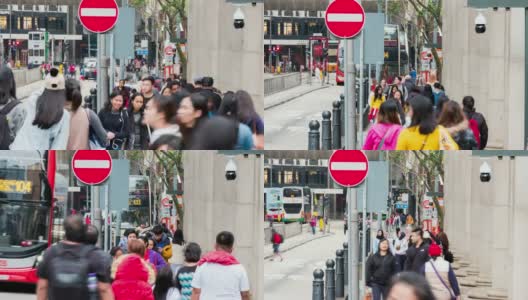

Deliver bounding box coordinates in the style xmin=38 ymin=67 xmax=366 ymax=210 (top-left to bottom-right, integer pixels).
xmin=275 ymin=45 xmax=281 ymax=52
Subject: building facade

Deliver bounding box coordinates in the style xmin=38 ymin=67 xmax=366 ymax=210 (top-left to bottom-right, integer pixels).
xmin=444 ymin=151 xmax=528 ymax=299
xmin=442 ymin=1 xmax=525 ymax=149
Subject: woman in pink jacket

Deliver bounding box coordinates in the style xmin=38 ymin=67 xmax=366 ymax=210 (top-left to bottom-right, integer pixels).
xmin=362 ymin=100 xmax=403 ymax=150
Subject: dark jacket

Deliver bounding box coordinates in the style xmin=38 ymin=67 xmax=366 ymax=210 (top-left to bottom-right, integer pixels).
xmin=98 ymin=109 xmax=129 ymax=149
xmin=128 ymin=110 xmax=149 ymax=149
xmin=404 ymin=242 xmax=430 ymax=273
xmin=366 ymin=252 xmax=399 ymax=286
xmin=464 ymin=109 xmax=488 ymax=149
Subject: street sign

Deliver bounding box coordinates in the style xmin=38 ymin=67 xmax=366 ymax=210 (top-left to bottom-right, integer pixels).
xmin=423 ymin=200 xmax=431 ymax=209
xmin=72 ymin=150 xmax=112 ymax=185
xmin=164 ymin=45 xmax=174 ymax=56
xmin=78 ymin=0 xmax=119 ymax=33
xmin=161 ymin=196 xmax=172 ymax=207
xmin=328 ymin=150 xmax=369 ymax=187
xmin=325 ymin=0 xmax=366 ymax=39
xmin=395 ymin=202 xmax=408 ymax=209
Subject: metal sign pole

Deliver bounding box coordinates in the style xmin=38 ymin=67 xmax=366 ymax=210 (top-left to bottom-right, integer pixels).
xmin=358 ymin=11 xmax=365 ymax=147
xmin=348 ymin=186 xmax=359 ymax=300
xmin=346 ymin=37 xmax=357 ymax=149
xmin=361 ymin=179 xmax=367 ymax=297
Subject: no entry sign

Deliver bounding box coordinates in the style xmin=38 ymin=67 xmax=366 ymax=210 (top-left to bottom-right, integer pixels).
xmin=78 ymin=0 xmax=119 ymax=33
xmin=328 ymin=150 xmax=369 ymax=187
xmin=72 ymin=150 xmax=113 ymax=185
xmin=325 ymin=0 xmax=366 ymax=39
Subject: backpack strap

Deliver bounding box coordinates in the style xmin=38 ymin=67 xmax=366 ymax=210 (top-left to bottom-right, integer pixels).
xmin=429 ymin=261 xmax=456 ymax=299
xmin=0 ymin=100 xmax=21 ymax=115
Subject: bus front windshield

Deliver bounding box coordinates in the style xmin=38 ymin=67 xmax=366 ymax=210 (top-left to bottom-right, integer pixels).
xmin=0 ymin=152 xmax=50 ymax=250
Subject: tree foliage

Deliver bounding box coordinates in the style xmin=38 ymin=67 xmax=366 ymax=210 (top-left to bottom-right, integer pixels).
xmin=389 ymin=151 xmax=445 ymax=228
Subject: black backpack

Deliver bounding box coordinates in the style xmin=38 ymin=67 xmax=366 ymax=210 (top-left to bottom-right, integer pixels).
xmin=0 ymin=100 xmax=21 ymax=149
xmin=48 ymin=244 xmax=94 ymax=300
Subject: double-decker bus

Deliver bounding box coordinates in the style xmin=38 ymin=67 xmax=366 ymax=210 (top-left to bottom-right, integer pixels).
xmin=282 ymin=186 xmax=312 ymax=223
xmin=264 ymin=188 xmax=284 ymax=222
xmin=0 ymin=151 xmax=57 ymax=284
xmin=28 ymin=31 xmax=46 ymax=68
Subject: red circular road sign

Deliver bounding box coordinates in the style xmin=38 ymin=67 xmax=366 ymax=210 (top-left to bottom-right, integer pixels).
xmin=325 ymin=0 xmax=366 ymax=39
xmin=72 ymin=150 xmax=113 ymax=185
xmin=328 ymin=150 xmax=369 ymax=187
xmin=161 ymin=197 xmax=171 ymax=207
xmin=78 ymin=0 xmax=119 ymax=33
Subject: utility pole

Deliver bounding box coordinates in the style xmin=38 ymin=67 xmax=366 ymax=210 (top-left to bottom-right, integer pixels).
xmin=358 ymin=0 xmax=365 ymax=147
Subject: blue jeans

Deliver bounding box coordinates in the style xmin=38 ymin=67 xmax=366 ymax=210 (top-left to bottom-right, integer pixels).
xmin=372 ymin=283 xmax=387 ymax=300
xmin=311 ymin=226 xmax=316 ymax=234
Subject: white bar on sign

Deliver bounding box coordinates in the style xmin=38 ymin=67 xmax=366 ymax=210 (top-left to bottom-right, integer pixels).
xmin=327 ymin=13 xmax=363 ymax=22
xmin=74 ymin=160 xmax=110 ymax=169
xmin=80 ymin=8 xmax=117 ymax=17
xmin=68 ymin=186 xmax=81 ymax=192
xmin=331 ymin=162 xmax=367 ymax=171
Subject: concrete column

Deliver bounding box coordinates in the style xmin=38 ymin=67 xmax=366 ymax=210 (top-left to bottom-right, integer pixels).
xmin=187 ymin=0 xmax=264 ymax=115
xmin=512 ymin=157 xmax=528 ymax=299
xmin=183 ymin=151 xmax=263 ymax=300
xmin=442 ymin=1 xmax=525 ymax=149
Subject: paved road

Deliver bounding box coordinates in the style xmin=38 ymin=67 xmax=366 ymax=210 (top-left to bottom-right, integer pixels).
xmin=265 ymin=82 xmax=343 ymax=150
xmin=16 ymin=74 xmax=96 ymax=102
xmin=264 ymin=224 xmax=346 ymax=300
xmin=0 ymin=283 xmax=35 ymax=299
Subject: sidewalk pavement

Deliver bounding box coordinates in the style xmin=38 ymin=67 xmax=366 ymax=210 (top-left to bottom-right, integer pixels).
xmin=264 ymin=80 xmax=331 ymax=110
xmin=264 ymin=225 xmax=337 ymax=260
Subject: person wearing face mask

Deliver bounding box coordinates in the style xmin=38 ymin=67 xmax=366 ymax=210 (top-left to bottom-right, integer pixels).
xmin=0 ymin=66 xmax=25 ymax=149
xmin=127 ymin=93 xmax=149 ymax=149
xmin=98 ymin=91 xmax=130 ymax=150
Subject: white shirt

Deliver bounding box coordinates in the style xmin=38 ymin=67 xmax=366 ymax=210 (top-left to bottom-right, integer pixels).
xmin=191 ymin=262 xmax=250 ymax=300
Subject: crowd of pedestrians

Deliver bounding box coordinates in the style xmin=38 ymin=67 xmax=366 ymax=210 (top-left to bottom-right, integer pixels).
xmin=363 ymin=73 xmax=488 ymax=151
xmin=0 ymin=64 xmax=263 ymax=150
xmin=36 ymin=215 xmax=251 ymax=300
xmin=365 ymin=225 xmax=460 ymax=300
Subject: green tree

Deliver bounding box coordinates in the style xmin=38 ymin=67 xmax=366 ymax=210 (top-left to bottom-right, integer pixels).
xmin=389 ymin=151 xmax=445 ymax=228
xmin=130 ymin=0 xmax=188 ymax=78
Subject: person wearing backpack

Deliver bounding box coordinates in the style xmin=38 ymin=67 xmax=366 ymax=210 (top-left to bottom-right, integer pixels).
xmin=36 ymin=215 xmax=114 ymax=300
xmin=363 ymin=100 xmax=403 ymax=150
xmin=0 ymin=66 xmax=26 ymax=149
xmin=462 ymin=96 xmax=488 ymax=149
xmin=270 ymin=229 xmax=283 ymax=262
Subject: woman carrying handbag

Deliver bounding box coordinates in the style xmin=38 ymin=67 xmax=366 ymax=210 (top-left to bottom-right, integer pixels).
xmin=421 ymin=243 xmax=461 ymax=300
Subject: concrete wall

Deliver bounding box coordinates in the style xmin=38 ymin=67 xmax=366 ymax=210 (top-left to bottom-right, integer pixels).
xmin=183 ymin=151 xmax=263 ymax=300
xmin=442 ymin=2 xmax=525 ymax=149
xmin=444 ymin=152 xmax=528 ymax=298
xmin=13 ymin=68 xmax=41 ymax=88
xmin=187 ymin=1 xmax=264 ymax=115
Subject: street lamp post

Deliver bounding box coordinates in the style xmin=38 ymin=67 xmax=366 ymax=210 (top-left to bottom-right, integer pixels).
xmin=467 ymin=0 xmax=528 ymax=149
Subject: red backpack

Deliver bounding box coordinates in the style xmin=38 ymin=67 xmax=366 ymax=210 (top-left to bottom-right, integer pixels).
xmin=468 ymin=118 xmax=480 ymax=148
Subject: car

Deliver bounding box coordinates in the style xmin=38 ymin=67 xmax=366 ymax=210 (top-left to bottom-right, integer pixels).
xmin=83 ymin=58 xmax=97 ymax=80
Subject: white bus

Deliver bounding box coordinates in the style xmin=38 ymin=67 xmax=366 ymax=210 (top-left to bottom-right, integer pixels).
xmin=282 ymin=186 xmax=312 ymax=223
xmin=28 ymin=31 xmax=46 ymax=67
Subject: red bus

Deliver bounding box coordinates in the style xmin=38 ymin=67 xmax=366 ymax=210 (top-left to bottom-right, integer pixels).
xmin=0 ymin=151 xmax=57 ymax=284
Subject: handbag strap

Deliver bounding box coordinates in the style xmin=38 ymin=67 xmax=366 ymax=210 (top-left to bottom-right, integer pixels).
xmin=377 ymin=127 xmax=392 ymax=150
xmin=429 ymin=261 xmax=455 ymax=299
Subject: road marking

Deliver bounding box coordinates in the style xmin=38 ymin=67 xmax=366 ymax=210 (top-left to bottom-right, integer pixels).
xmin=330 ymin=162 xmax=367 ymax=171
xmin=327 ymin=13 xmax=363 ymax=23
xmin=74 ymin=160 xmax=110 ymax=169
xmin=80 ymin=8 xmax=117 ymax=17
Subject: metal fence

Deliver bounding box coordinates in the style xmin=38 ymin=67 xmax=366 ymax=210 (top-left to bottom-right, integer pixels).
xmin=264 ymin=72 xmax=302 ymax=96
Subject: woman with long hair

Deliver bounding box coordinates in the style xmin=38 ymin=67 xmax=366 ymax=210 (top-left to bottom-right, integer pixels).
xmin=127 ymin=93 xmax=149 ymax=149
xmin=11 ymin=68 xmax=70 ymax=149
xmin=396 ymin=95 xmax=458 ymax=150
xmin=218 ymin=91 xmax=254 ymax=150
xmin=176 ymin=93 xmax=208 ymax=149
xmin=366 ymin=239 xmax=399 ymax=300
xmin=235 ymin=90 xmax=264 ymax=149
xmin=368 ymin=85 xmax=386 ymax=122
xmin=153 ymin=266 xmax=181 ymax=300
xmin=363 ymin=100 xmax=403 ymax=150
xmin=422 ymin=84 xmax=435 ymax=107
xmin=437 ymin=100 xmax=478 ymax=150
xmin=64 ymin=78 xmax=108 ymax=149
xmin=98 ymin=91 xmax=130 ymax=150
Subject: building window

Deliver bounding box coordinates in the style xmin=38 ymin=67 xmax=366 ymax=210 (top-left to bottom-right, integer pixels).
xmin=264 ymin=169 xmax=270 ymax=185
xmin=0 ymin=16 xmax=6 ymax=30
xmin=48 ymin=5 xmax=58 ymax=12
xmin=0 ymin=5 xmax=9 ymax=10
xmin=284 ymin=171 xmax=294 ymax=184
xmin=283 ymin=22 xmax=293 ymax=36
xmin=22 ymin=5 xmax=33 ymax=11
xmin=264 ymin=20 xmax=268 ymax=36
xmin=23 ymin=17 xmax=32 ymax=30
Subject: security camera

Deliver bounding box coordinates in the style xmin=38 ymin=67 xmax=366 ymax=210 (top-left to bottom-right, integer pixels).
xmin=234 ymin=7 xmax=245 ymax=29
xmin=225 ymin=158 xmax=237 ymax=181
xmin=475 ymin=12 xmax=486 ymax=34
xmin=480 ymin=162 xmax=492 ymax=182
